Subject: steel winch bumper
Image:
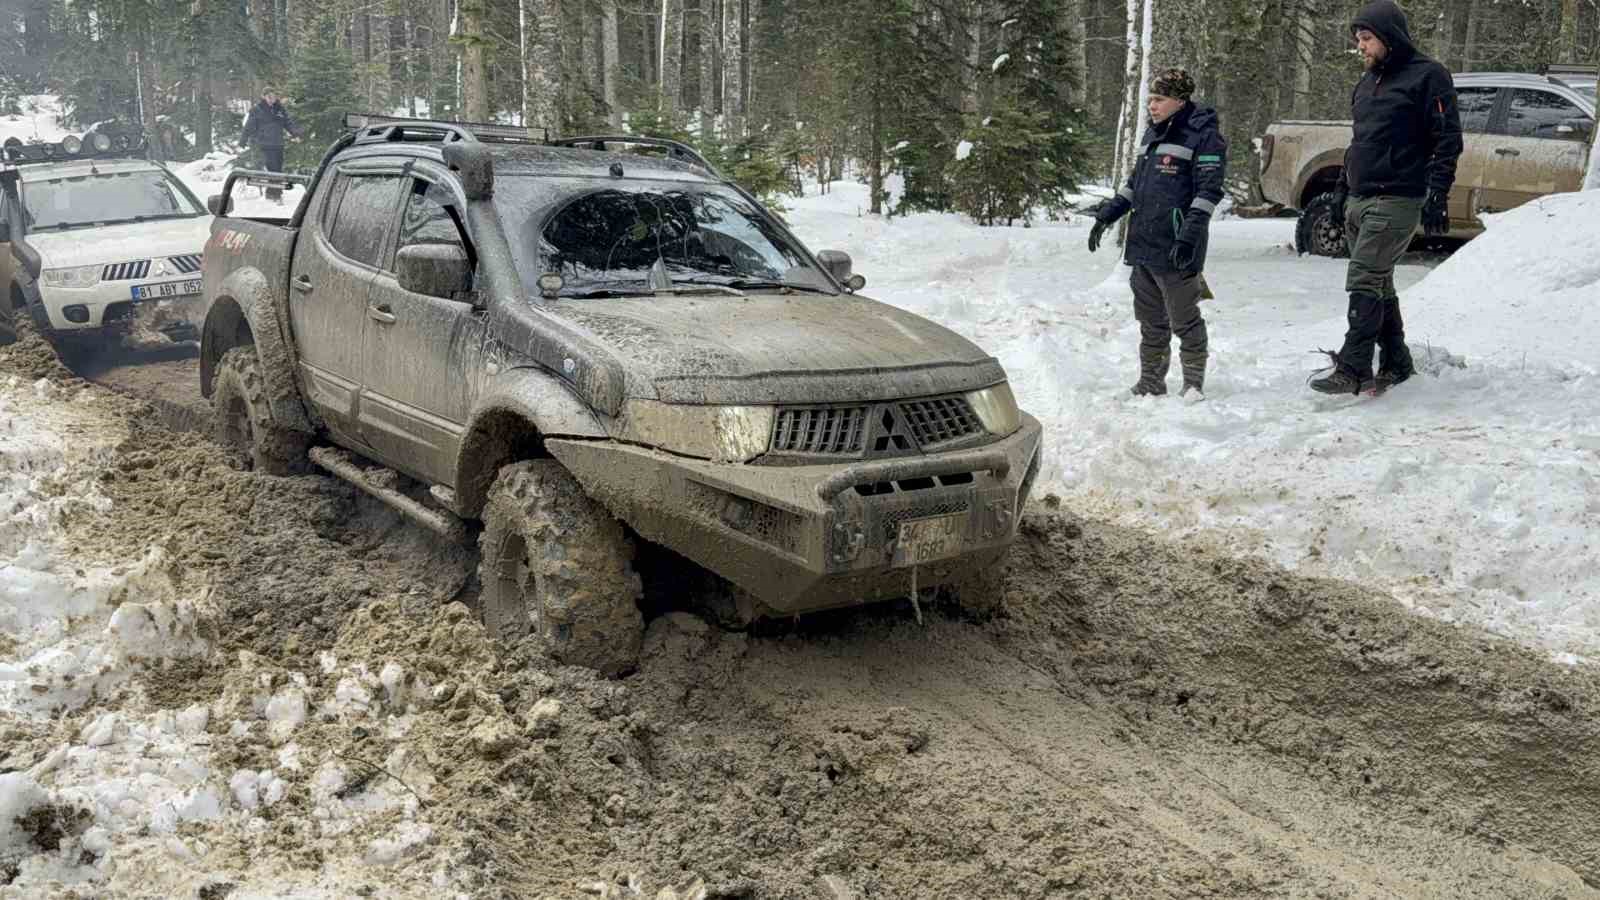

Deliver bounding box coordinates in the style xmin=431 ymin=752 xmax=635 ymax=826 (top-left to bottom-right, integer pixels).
xmin=545 ymin=413 xmax=1043 ymax=616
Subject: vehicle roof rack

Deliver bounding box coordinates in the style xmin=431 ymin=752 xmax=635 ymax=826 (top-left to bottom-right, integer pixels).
xmin=343 ymin=112 xmax=540 ymax=146
xmin=548 ymin=135 xmax=723 ymax=178
xmin=1545 ymin=63 xmax=1598 ymax=76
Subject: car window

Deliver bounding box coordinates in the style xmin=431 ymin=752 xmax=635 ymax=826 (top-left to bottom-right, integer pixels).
xmin=319 ymin=175 xmax=351 ymax=238
xmin=326 ymin=173 xmax=401 ymax=267
xmin=1455 ymin=86 xmax=1498 ymax=134
xmin=1502 ymin=89 xmax=1592 ymax=141
xmin=396 ymin=178 xmax=468 ymax=268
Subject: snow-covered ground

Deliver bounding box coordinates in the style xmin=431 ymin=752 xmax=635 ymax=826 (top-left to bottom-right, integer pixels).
xmin=787 ymin=183 xmax=1600 ymax=663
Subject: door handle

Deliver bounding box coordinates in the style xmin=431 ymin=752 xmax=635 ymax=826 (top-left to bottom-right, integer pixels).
xmin=1494 ymin=148 xmax=1521 ymax=157
xmin=368 ymin=304 xmax=397 ymax=325
xmin=292 ymin=275 xmax=314 ymax=293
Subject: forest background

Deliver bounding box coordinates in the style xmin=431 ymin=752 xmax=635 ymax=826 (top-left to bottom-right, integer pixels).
xmin=1 ymin=0 xmax=1597 ymax=222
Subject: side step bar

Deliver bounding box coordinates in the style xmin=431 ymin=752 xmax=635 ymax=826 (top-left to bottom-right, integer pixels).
xmin=308 ymin=447 xmax=467 ymax=542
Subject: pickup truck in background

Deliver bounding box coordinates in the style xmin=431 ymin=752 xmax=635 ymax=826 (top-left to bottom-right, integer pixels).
xmin=1259 ymin=69 xmax=1596 ymax=257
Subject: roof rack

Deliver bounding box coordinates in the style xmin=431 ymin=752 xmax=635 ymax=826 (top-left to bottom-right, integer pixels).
xmin=549 ymin=135 xmax=723 ymax=177
xmin=343 ymin=112 xmax=540 ymax=146
xmin=1545 ymin=63 xmax=1598 ymax=76
xmin=2 ymin=131 xmax=149 ymax=165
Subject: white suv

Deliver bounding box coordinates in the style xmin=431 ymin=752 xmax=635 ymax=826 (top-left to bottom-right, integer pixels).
xmin=2 ymin=138 xmax=211 ymax=352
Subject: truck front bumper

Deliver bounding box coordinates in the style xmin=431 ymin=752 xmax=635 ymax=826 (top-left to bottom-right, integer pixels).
xmin=546 ymin=414 xmax=1044 ymax=616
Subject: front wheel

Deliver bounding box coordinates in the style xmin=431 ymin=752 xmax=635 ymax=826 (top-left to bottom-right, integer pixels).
xmin=211 ymin=346 xmax=309 ymax=475
xmin=477 ymin=460 xmax=644 ymax=677
xmin=1294 ymin=192 xmax=1350 ymax=258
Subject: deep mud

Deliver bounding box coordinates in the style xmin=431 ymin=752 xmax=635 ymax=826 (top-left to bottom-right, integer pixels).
xmin=5 ymin=334 xmax=1600 ymax=898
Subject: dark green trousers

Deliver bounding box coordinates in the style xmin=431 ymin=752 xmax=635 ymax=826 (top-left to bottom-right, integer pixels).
xmin=1339 ymin=195 xmax=1422 ymax=376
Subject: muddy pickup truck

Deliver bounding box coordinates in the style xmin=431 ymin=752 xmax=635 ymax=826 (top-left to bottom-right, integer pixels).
xmin=197 ymin=116 xmax=1043 ymax=675
xmin=1259 ymin=70 xmax=1595 ymax=256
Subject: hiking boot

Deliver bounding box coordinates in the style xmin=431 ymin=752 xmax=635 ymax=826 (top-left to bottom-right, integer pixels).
xmin=1375 ymin=365 xmax=1414 ymax=390
xmin=1309 ymin=369 xmax=1366 ymax=396
xmin=1131 ymin=377 xmax=1167 ymax=397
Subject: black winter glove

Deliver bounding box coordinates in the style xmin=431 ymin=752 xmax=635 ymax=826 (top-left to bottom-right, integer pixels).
xmin=1169 ymin=210 xmax=1209 ymax=272
xmin=1329 ymin=182 xmax=1349 ymax=228
xmin=1088 ymin=219 xmax=1110 ymax=254
xmin=1422 ymin=189 xmax=1449 ymax=236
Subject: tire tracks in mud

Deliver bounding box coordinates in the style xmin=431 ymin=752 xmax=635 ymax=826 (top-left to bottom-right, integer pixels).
xmin=7 ymin=331 xmax=1600 ymax=898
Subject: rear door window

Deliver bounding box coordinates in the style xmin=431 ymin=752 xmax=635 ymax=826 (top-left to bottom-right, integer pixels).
xmin=1454 ymin=86 xmax=1499 ymax=134
xmin=325 ymin=173 xmax=403 ymax=267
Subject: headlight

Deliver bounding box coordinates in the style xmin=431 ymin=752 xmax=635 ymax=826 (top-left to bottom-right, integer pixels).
xmin=620 ymin=401 xmax=775 ymax=463
xmin=41 ymin=265 xmax=103 ymax=288
xmin=966 ymin=383 xmax=1022 ymax=437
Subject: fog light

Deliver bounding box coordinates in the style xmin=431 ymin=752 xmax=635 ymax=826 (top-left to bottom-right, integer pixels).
xmin=720 ymin=496 xmax=754 ymax=531
xmin=63 ymin=305 xmax=91 ymax=324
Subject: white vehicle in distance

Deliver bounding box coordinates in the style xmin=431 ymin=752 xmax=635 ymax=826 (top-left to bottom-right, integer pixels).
xmin=0 ymin=129 xmax=210 ymax=355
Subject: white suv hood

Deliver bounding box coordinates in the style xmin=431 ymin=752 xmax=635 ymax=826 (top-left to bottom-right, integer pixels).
xmin=27 ymin=216 xmax=212 ymax=269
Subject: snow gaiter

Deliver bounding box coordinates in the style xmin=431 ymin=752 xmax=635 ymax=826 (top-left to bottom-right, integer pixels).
xmin=1336 ymin=290 xmax=1384 ymax=377
xmin=1377 ymin=296 xmax=1413 ymax=376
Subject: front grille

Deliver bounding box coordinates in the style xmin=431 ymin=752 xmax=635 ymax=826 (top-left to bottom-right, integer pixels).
xmin=899 ymin=396 xmax=983 ymax=448
xmin=102 ymin=260 xmax=151 ymax=281
xmin=773 ymin=406 xmax=868 ymax=455
xmin=168 ymin=254 xmax=203 ymax=274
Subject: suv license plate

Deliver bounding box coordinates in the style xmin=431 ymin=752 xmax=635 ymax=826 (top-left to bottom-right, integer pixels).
xmin=131 ymin=279 xmax=202 ymax=301
xmin=892 ymin=513 xmax=967 ymax=567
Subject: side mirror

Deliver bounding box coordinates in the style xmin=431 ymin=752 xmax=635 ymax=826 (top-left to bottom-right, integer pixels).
xmin=396 ymin=243 xmax=472 ymax=300
xmin=817 ymin=249 xmax=867 ymax=292
xmin=206 ymin=194 xmax=230 ymax=216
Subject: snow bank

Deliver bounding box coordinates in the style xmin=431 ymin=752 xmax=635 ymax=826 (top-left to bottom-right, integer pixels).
xmin=174 ymin=151 xmax=309 ymax=220
xmin=0 ymin=95 xmax=73 ymax=145
xmin=786 ymin=180 xmax=1600 ymax=661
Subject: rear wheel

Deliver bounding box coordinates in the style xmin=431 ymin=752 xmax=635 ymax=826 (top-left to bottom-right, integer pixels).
xmin=211 ymin=346 xmax=309 ymax=475
xmin=477 ymin=460 xmax=644 ymax=677
xmin=1294 ymin=192 xmax=1350 ymax=258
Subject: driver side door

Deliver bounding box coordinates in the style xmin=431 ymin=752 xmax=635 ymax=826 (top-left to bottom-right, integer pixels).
xmin=357 ymin=169 xmax=487 ymax=486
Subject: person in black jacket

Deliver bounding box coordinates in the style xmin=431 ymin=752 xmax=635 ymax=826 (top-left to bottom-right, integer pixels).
xmin=1311 ymin=0 xmax=1462 ymax=395
xmin=240 ymin=88 xmax=303 ymax=203
xmin=1088 ymin=68 xmax=1226 ymax=398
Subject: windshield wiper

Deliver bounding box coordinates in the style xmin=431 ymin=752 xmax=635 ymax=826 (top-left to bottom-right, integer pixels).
xmin=563 ymin=287 xmax=656 ymax=298
xmin=657 ymin=282 xmax=746 ymax=297
xmin=719 ymin=279 xmax=834 ymax=295
xmin=93 ymin=214 xmax=194 ymax=226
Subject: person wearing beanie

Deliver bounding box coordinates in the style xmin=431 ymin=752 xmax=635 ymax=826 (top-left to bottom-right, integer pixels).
xmin=1087 ymin=67 xmax=1226 ymax=399
xmin=240 ymin=87 xmax=304 ymax=203
xmin=1310 ymin=0 xmax=1462 ymax=396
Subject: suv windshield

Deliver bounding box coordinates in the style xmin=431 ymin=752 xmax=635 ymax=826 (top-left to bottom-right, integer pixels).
xmin=23 ymin=169 xmax=203 ymax=231
xmin=498 ymin=177 xmax=834 ymax=297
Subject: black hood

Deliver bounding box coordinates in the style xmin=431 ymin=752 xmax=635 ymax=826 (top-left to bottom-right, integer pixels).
xmin=1352 ymin=0 xmax=1416 ymax=64
xmin=1145 ymin=102 xmax=1217 ymax=139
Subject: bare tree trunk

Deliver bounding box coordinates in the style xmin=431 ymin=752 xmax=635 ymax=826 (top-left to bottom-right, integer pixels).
xmin=744 ymin=0 xmax=758 ymax=126
xmin=460 ymin=0 xmax=488 ymax=121
xmin=660 ymin=0 xmax=684 ymax=112
xmin=722 ymin=0 xmax=743 ymax=138
xmin=1462 ymin=0 xmax=1485 ymax=73
xmin=1558 ymin=0 xmax=1580 ymax=63
xmin=1113 ymin=0 xmax=1151 ymax=247
xmin=192 ymin=0 xmax=213 ymax=154
xmin=404 ymin=11 xmax=417 ymax=116
xmin=602 ymin=0 xmax=621 ymax=127
xmin=698 ymin=0 xmax=716 ymax=138
xmin=1291 ymin=0 xmax=1313 ymax=119
xmin=370 ymin=6 xmax=391 ymax=112
xmin=527 ymin=0 xmax=562 ymax=137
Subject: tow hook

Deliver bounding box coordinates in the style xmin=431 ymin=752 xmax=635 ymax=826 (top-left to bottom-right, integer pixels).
xmin=832 ymin=521 xmax=866 ymax=565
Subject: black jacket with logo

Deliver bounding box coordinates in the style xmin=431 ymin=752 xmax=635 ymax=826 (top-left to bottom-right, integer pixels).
xmin=1099 ymin=102 xmax=1227 ymax=273
xmin=241 ymin=100 xmax=302 ymax=149
xmin=1342 ymin=0 xmax=1463 ymax=199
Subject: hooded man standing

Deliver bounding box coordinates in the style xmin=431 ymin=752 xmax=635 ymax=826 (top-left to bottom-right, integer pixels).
xmin=1088 ymin=68 xmax=1226 ymax=399
xmin=240 ymin=88 xmax=303 ymax=203
xmin=1310 ymin=0 xmax=1462 ymax=395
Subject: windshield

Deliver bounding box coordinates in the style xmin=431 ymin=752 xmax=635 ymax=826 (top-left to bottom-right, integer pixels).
xmin=22 ymin=169 xmax=203 ymax=231
xmin=498 ymin=177 xmax=834 ymax=297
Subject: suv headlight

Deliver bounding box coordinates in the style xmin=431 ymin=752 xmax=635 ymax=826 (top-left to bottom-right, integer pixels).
xmin=620 ymin=401 xmax=775 ymax=463
xmin=42 ymin=265 xmax=102 ymax=288
xmin=967 ymin=383 xmax=1022 ymax=437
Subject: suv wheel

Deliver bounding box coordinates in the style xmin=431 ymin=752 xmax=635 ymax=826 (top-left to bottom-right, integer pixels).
xmin=1294 ymin=192 xmax=1350 ymax=258
xmin=478 ymin=460 xmax=644 ymax=676
xmin=211 ymin=346 xmax=309 ymax=475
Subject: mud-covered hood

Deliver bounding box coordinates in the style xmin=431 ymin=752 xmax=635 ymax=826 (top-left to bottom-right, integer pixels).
xmin=24 ymin=217 xmax=212 ymax=269
xmin=541 ymin=291 xmax=1006 ymax=405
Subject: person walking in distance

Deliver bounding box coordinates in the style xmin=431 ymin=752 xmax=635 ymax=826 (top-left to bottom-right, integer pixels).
xmin=1310 ymin=0 xmax=1462 ymax=395
xmin=240 ymin=88 xmax=303 ymax=204
xmin=1087 ymin=68 xmax=1226 ymax=399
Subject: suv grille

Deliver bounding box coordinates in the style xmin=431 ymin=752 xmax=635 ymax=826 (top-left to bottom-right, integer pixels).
xmin=899 ymin=396 xmax=983 ymax=447
xmin=168 ymin=254 xmax=203 ymax=274
xmin=102 ymin=260 xmax=151 ymax=281
xmin=773 ymin=406 xmax=868 ymax=454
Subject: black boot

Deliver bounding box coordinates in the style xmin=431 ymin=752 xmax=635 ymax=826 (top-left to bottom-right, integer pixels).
xmin=1310 ymin=350 xmax=1374 ymax=396
xmin=1131 ymin=347 xmax=1170 ymax=397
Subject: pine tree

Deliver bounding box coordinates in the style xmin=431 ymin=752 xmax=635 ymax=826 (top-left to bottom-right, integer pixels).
xmin=949 ymin=102 xmax=1068 ymax=226
xmin=286 ymin=13 xmax=360 ymax=168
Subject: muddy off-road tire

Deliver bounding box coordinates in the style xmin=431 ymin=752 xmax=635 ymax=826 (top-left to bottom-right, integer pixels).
xmin=477 ymin=460 xmax=644 ymax=676
xmin=211 ymin=346 xmax=309 ymax=476
xmin=1295 ymin=192 xmax=1350 ymax=259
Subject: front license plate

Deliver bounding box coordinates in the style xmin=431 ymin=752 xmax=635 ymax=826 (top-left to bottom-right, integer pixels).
xmin=892 ymin=513 xmax=968 ymax=567
xmin=131 ymin=279 xmax=202 ymax=301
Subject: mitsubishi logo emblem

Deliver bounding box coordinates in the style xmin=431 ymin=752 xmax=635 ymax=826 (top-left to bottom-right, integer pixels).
xmin=152 ymin=259 xmax=167 ymax=276
xmin=872 ymin=409 xmax=913 ymax=454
